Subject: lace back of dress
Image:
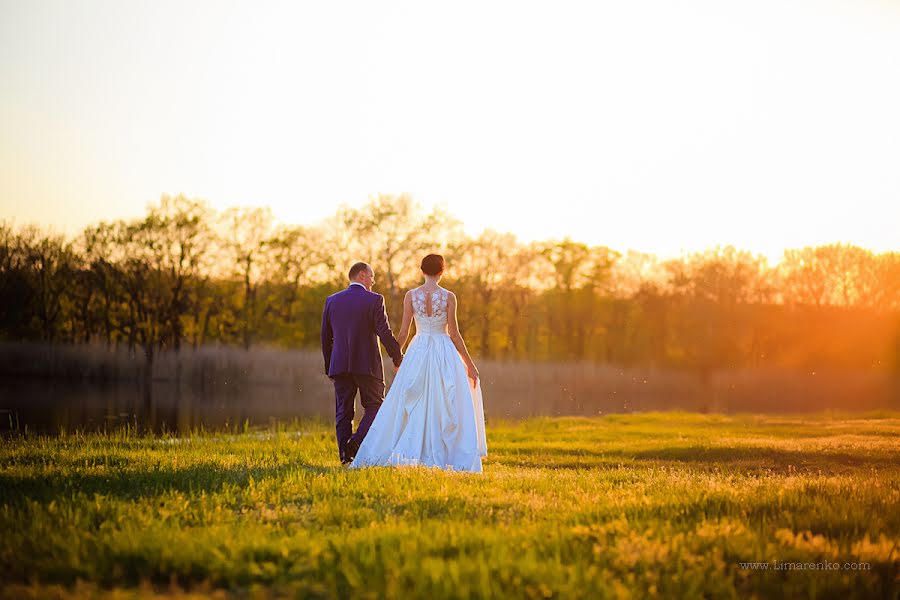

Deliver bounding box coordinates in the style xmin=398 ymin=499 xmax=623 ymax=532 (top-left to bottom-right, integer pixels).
xmin=412 ymin=288 xmax=449 ymax=332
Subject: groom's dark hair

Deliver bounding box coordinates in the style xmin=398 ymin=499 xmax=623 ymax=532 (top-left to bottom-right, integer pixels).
xmin=421 ymin=254 xmax=445 ymax=276
xmin=348 ymin=262 xmax=370 ymax=280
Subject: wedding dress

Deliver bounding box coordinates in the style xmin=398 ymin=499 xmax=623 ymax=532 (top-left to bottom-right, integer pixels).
xmin=350 ymin=287 xmax=487 ymax=473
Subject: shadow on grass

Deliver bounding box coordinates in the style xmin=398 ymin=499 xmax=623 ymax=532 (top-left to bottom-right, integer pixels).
xmin=493 ymin=444 xmax=899 ymax=473
xmin=0 ymin=461 xmax=335 ymax=505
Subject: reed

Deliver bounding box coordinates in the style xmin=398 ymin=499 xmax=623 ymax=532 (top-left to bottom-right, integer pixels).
xmin=0 ymin=343 xmax=896 ymax=424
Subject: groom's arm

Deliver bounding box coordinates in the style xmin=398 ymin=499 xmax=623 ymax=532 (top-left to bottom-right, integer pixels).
xmin=321 ymin=298 xmax=333 ymax=375
xmin=373 ymin=295 xmax=403 ymax=367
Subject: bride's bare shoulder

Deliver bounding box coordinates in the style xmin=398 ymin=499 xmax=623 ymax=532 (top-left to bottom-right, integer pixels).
xmin=440 ymin=287 xmax=458 ymax=302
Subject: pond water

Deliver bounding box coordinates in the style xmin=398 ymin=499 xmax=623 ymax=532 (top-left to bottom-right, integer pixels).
xmin=2 ymin=363 xmax=895 ymax=434
xmin=0 ymin=378 xmax=332 ymax=434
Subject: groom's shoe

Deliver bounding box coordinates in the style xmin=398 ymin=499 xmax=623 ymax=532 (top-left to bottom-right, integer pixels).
xmin=344 ymin=437 xmax=361 ymax=463
xmin=339 ymin=437 xmax=350 ymax=465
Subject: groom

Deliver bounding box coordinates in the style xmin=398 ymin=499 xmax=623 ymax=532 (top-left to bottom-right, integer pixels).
xmin=321 ymin=262 xmax=403 ymax=464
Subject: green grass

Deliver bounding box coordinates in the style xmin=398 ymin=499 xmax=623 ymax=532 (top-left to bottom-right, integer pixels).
xmin=1 ymin=412 xmax=899 ymax=599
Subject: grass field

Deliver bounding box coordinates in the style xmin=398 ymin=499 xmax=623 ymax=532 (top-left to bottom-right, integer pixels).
xmin=1 ymin=413 xmax=898 ymax=599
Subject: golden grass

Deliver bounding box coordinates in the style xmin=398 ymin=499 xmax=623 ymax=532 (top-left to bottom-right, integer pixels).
xmin=1 ymin=413 xmax=898 ymax=598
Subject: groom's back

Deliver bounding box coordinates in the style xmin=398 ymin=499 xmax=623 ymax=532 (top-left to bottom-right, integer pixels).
xmin=323 ymin=286 xmax=383 ymax=379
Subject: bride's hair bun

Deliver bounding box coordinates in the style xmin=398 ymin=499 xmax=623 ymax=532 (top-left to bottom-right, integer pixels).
xmin=421 ymin=254 xmax=445 ymax=276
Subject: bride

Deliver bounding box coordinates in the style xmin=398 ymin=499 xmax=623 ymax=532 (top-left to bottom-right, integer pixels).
xmin=350 ymin=254 xmax=487 ymax=473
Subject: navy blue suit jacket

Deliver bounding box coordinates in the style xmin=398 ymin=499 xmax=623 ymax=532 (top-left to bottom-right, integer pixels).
xmin=321 ymin=284 xmax=403 ymax=381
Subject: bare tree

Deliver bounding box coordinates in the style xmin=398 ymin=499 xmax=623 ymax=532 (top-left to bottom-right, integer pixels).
xmin=78 ymin=221 xmax=124 ymax=347
xmin=0 ymin=222 xmax=34 ymax=339
xmin=220 ymin=206 xmax=275 ymax=350
xmin=18 ymin=226 xmax=75 ymax=342
xmin=449 ymin=230 xmax=525 ymax=358
xmin=540 ymin=239 xmax=618 ymax=358
xmin=268 ymin=224 xmax=330 ymax=323
xmin=147 ymin=194 xmax=214 ymax=354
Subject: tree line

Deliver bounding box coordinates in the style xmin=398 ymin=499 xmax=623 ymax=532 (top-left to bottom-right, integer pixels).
xmin=2 ymin=193 xmax=898 ymax=376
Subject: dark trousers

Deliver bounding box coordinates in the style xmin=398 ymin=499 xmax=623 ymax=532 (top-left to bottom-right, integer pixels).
xmin=332 ymin=373 xmax=385 ymax=461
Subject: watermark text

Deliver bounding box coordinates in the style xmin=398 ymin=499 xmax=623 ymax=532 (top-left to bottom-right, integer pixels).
xmin=738 ymin=560 xmax=870 ymax=571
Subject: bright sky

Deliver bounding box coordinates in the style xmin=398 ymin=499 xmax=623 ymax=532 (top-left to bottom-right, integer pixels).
xmin=1 ymin=0 xmax=899 ymax=261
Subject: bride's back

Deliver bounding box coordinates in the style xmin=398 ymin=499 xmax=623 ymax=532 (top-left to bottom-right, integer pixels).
xmin=411 ymin=286 xmax=450 ymax=335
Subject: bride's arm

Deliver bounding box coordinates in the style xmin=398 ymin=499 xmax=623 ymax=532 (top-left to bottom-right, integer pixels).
xmin=446 ymin=292 xmax=479 ymax=382
xmin=397 ymin=291 xmax=414 ymax=349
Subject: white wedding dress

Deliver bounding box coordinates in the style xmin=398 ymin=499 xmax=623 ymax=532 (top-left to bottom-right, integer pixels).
xmin=350 ymin=287 xmax=487 ymax=473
